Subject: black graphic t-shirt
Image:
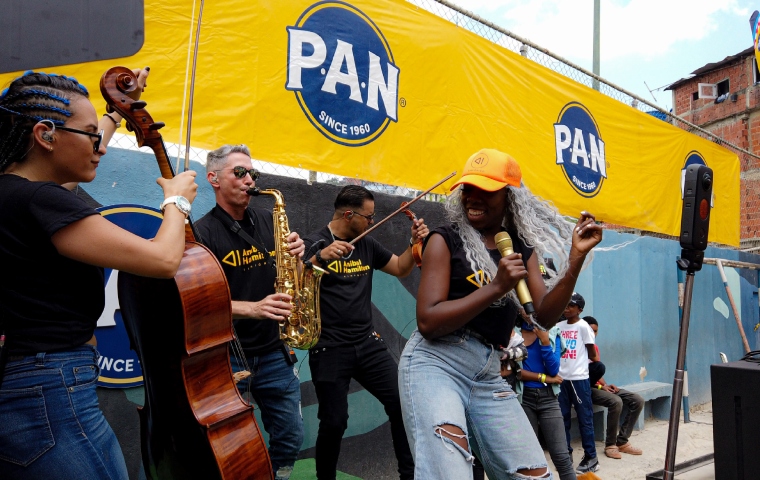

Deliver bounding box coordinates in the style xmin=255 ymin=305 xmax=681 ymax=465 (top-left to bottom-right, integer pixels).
xmin=303 ymin=225 xmax=393 ymax=348
xmin=195 ymin=205 xmax=282 ymax=356
xmin=427 ymin=224 xmax=534 ymax=346
xmin=0 ymin=175 xmax=103 ymax=355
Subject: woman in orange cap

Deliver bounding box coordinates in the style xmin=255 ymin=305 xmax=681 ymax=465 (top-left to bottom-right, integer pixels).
xmin=398 ymin=148 xmax=602 ymax=479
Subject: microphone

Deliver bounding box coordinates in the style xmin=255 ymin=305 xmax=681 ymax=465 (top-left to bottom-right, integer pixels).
xmin=494 ymin=231 xmax=535 ymax=316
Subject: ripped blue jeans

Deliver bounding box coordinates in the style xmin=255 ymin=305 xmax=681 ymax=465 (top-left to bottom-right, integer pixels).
xmin=399 ymin=330 xmax=552 ymax=480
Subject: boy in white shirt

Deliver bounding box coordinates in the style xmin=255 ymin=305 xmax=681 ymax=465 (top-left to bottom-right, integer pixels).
xmin=557 ymin=292 xmax=600 ymax=474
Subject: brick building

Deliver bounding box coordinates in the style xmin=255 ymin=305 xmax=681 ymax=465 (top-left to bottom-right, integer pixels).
xmin=667 ymin=46 xmax=760 ymax=247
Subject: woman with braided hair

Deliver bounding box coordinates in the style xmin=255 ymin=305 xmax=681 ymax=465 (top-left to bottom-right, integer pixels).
xmin=398 ymin=148 xmax=602 ymax=479
xmin=0 ymin=70 xmax=197 ymax=479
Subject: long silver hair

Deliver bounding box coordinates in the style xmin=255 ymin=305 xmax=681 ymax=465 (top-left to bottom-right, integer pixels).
xmin=445 ymin=183 xmax=587 ymax=303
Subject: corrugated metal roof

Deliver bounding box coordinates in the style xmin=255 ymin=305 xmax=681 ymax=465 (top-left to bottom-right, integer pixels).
xmin=665 ymin=46 xmax=754 ymax=91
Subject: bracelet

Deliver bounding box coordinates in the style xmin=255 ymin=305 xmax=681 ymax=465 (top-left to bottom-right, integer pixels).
xmin=539 ymin=373 xmax=546 ymax=383
xmin=103 ymin=113 xmax=121 ymax=128
xmin=597 ymin=384 xmax=602 ymax=389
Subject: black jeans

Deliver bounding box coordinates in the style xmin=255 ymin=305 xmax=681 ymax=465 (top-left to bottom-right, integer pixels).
xmin=591 ymin=387 xmax=645 ymax=447
xmin=309 ymin=334 xmax=414 ymax=480
xmin=521 ymin=386 xmax=576 ymax=480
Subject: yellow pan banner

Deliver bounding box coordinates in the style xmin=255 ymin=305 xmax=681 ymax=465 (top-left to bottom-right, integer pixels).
xmin=0 ymin=0 xmax=739 ymax=245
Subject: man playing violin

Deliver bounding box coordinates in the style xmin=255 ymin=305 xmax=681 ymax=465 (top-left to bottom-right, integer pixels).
xmin=303 ymin=185 xmax=428 ymax=480
xmin=195 ymin=145 xmax=305 ymax=480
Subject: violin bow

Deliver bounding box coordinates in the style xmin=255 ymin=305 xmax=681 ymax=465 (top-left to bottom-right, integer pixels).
xmin=349 ymin=171 xmax=456 ymax=246
xmin=177 ymin=0 xmax=206 ymax=173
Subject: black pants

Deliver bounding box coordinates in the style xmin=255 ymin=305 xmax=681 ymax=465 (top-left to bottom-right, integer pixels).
xmin=309 ymin=334 xmax=414 ymax=480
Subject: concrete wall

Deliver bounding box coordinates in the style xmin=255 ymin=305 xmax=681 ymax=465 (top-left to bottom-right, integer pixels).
xmin=89 ymin=147 xmax=759 ymax=479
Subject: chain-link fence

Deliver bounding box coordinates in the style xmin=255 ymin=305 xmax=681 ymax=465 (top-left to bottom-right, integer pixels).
xmin=108 ymin=0 xmax=756 ymax=245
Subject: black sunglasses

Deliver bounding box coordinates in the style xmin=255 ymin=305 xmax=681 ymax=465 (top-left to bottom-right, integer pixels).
xmin=56 ymin=125 xmax=104 ymax=153
xmin=350 ymin=210 xmax=375 ymax=221
xmin=217 ymin=166 xmax=260 ymax=180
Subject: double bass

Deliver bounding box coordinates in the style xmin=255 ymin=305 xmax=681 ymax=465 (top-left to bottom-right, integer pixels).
xmin=101 ymin=67 xmax=273 ymax=480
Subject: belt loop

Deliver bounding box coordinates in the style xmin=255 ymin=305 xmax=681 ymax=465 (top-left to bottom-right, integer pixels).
xmin=35 ymin=352 xmax=45 ymax=366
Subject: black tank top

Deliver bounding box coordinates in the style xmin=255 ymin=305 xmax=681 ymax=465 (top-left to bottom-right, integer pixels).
xmin=426 ymin=224 xmax=533 ymax=346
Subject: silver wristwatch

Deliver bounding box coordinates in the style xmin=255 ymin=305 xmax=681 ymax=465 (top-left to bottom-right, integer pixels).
xmin=160 ymin=195 xmax=191 ymax=217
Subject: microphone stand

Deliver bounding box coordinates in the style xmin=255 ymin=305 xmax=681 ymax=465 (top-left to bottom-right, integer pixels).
xmin=659 ymin=248 xmax=705 ymax=480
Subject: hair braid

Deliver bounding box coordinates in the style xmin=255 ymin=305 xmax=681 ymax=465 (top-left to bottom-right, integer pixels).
xmin=0 ymin=71 xmax=89 ymax=171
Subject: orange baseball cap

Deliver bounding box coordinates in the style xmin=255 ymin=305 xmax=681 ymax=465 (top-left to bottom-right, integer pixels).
xmin=449 ymin=148 xmax=522 ymax=192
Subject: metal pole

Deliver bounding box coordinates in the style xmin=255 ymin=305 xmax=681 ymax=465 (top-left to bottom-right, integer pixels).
xmin=716 ymin=259 xmax=752 ymax=353
xmin=675 ymin=265 xmax=690 ymax=423
xmin=663 ymin=272 xmax=695 ymax=480
xmin=593 ymin=0 xmax=600 ymax=90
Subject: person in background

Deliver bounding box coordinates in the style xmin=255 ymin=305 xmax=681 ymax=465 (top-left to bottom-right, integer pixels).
xmin=517 ymin=312 xmax=576 ymax=480
xmin=583 ymin=316 xmax=644 ymax=460
xmin=557 ymin=293 xmax=600 ymax=474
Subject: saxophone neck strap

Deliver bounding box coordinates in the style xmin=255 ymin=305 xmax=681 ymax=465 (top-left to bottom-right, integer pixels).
xmin=211 ymin=206 xmax=274 ymax=269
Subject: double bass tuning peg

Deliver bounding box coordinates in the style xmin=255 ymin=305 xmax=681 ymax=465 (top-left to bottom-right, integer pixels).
xmin=149 ymin=122 xmax=165 ymax=131
xmin=130 ymin=100 xmax=147 ymax=111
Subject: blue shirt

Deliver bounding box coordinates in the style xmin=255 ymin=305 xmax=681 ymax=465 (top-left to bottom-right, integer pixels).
xmin=522 ymin=329 xmax=562 ymax=388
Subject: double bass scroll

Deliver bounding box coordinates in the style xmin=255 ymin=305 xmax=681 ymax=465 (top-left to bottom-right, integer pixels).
xmin=101 ymin=66 xmax=273 ymax=480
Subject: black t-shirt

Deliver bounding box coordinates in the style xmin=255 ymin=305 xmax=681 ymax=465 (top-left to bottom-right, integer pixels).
xmin=0 ymin=175 xmax=103 ymax=355
xmin=303 ymin=226 xmax=393 ymax=348
xmin=427 ymin=224 xmax=533 ymax=346
xmin=195 ymin=205 xmax=282 ymax=356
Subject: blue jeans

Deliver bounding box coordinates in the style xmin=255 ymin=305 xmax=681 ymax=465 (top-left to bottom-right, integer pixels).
xmin=231 ymin=348 xmax=303 ymax=480
xmin=558 ymin=379 xmax=597 ymax=459
xmin=399 ymin=330 xmax=552 ymax=480
xmin=0 ymin=345 xmax=128 ymax=480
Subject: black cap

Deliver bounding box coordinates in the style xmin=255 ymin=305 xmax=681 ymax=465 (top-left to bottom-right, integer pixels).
xmin=568 ymin=292 xmax=585 ymax=310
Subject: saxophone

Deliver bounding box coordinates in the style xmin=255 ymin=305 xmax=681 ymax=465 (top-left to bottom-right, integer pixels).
xmin=248 ymin=187 xmax=325 ymax=349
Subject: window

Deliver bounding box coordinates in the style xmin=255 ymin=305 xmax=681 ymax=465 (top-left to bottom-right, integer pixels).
xmin=692 ymin=91 xmax=699 ymax=101
xmin=716 ymin=79 xmax=730 ymax=96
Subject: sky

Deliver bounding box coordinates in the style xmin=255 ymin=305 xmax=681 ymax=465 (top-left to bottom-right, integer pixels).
xmin=445 ymin=0 xmax=757 ymax=111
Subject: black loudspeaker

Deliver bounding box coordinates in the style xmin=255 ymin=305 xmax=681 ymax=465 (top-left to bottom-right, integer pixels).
xmin=711 ymin=360 xmax=760 ymax=479
xmin=680 ymin=164 xmax=713 ymax=251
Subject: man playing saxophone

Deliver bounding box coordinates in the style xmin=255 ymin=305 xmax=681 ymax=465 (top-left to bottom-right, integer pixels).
xmin=195 ymin=144 xmax=305 ymax=480
xmin=303 ymin=185 xmax=428 ymax=480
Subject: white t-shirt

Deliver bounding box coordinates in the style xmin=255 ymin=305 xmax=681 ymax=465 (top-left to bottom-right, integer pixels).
xmin=558 ymin=319 xmax=596 ymax=380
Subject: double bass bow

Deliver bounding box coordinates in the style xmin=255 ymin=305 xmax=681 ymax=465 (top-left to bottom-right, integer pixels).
xmin=102 ymin=67 xmax=273 ymax=480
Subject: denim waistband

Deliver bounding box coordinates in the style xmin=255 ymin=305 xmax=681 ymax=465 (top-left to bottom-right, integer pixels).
xmin=452 ymin=327 xmax=492 ymax=347
xmin=6 ymin=344 xmax=97 ymax=364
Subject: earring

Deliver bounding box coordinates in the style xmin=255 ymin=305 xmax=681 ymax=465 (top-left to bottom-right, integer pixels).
xmin=42 ymin=131 xmax=53 ymax=142
xmin=48 ymin=146 xmax=53 ymax=152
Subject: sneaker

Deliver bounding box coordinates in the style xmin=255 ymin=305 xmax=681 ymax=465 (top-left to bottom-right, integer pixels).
xmin=604 ymin=445 xmax=622 ymax=459
xmin=577 ymin=454 xmax=600 ymax=473
xmin=618 ymin=442 xmax=643 ymax=455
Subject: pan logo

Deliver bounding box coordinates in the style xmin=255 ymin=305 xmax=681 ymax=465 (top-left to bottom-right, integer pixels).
xmin=286 ymin=1 xmax=400 ymax=146
xmin=554 ymin=102 xmax=607 ymax=197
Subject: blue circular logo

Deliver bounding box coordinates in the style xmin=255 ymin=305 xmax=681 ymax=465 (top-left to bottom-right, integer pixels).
xmin=95 ymin=204 xmax=163 ymax=388
xmin=553 ymin=102 xmax=607 ymax=197
xmin=286 ymin=1 xmax=400 ymax=146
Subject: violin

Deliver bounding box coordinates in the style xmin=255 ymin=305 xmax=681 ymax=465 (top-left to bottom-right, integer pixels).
xmin=401 ymin=202 xmax=423 ymax=267
xmin=101 ymin=67 xmax=273 ymax=480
